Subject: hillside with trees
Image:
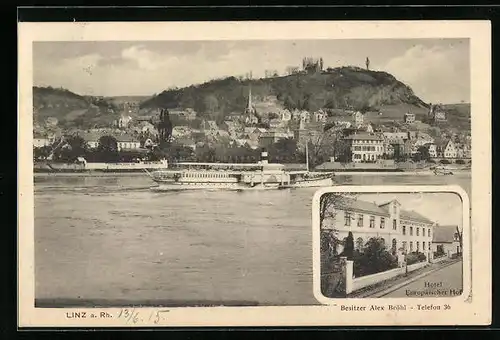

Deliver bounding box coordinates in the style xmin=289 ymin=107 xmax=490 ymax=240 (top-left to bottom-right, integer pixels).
xmin=33 ymin=86 xmax=126 ymax=129
xmin=140 ymin=66 xmax=429 ymax=119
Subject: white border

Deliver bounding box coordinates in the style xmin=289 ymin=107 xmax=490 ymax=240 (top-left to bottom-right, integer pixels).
xmin=312 ymin=185 xmax=471 ymax=305
xmin=18 ymin=20 xmax=491 ymax=327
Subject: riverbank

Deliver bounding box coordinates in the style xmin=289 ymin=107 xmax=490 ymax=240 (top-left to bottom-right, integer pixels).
xmin=33 ymin=169 xmax=471 ymax=177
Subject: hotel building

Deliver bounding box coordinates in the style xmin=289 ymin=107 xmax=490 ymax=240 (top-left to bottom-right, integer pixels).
xmin=343 ymin=133 xmax=384 ymax=162
xmin=322 ymin=197 xmax=435 ymax=260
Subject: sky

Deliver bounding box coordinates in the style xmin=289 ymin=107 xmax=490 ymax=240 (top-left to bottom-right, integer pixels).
xmin=33 ymin=38 xmax=470 ymax=104
xmin=357 ymin=192 xmax=463 ymax=228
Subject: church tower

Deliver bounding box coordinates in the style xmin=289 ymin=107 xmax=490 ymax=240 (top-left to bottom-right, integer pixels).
xmin=245 ymin=84 xmax=256 ymax=115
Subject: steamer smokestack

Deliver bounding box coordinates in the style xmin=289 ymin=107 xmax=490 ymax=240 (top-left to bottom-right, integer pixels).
xmin=260 ymin=148 xmax=269 ymax=164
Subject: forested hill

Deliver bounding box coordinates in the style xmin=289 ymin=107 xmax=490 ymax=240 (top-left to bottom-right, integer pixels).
xmin=140 ymin=66 xmax=429 ymax=117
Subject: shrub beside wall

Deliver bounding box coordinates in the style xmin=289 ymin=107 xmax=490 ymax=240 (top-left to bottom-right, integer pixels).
xmin=352 ymin=238 xmax=398 ymax=278
xmin=406 ymin=251 xmax=427 ymax=265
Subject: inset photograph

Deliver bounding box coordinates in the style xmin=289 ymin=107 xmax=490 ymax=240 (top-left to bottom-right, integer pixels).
xmin=315 ymin=189 xmax=465 ymax=300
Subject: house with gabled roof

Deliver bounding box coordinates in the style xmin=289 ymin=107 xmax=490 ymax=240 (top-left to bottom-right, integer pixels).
xmin=436 ymin=139 xmax=457 ymax=158
xmin=432 ymin=225 xmax=461 ymax=257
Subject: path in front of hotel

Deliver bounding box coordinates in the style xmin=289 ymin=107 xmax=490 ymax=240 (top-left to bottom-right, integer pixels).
xmin=380 ymin=260 xmax=463 ymax=298
xmin=347 ymin=258 xmax=462 ymax=298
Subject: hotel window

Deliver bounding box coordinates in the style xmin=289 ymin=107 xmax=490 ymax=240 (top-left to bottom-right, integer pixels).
xmin=410 ymin=227 xmax=413 ymax=236
xmin=410 ymin=241 xmax=413 ymax=252
xmin=402 ymin=226 xmax=406 ymax=235
xmin=428 ymin=243 xmax=431 ymax=251
xmin=423 ymin=241 xmax=426 ymax=251
xmin=380 ymin=217 xmax=385 ymax=229
xmin=393 ymin=219 xmax=397 ymax=230
xmin=416 ymin=228 xmax=420 ymax=236
xmin=344 ymin=212 xmax=351 ymax=226
xmin=357 ymin=214 xmax=364 ymax=227
xmin=369 ymin=216 xmax=375 ymax=228
xmin=417 ymin=241 xmax=420 ymax=252
xmin=402 ymin=241 xmax=407 ymax=251
xmin=428 ymin=229 xmax=431 ymax=237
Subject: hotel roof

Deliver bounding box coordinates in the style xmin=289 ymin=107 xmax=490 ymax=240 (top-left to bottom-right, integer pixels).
xmin=399 ymin=209 xmax=434 ymax=224
xmin=335 ymin=198 xmax=391 ymax=217
xmin=334 ymin=198 xmax=435 ymax=224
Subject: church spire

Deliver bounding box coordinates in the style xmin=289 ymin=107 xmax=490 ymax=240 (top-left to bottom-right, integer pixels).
xmin=247 ymin=84 xmax=252 ymax=111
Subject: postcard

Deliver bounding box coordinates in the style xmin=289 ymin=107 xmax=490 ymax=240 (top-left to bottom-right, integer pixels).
xmin=18 ymin=20 xmax=491 ymax=327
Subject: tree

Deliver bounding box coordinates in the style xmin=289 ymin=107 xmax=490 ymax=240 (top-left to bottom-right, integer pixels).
xmin=353 ymin=237 xmax=398 ymax=277
xmin=342 ymin=231 xmax=354 ymax=260
xmin=56 ymin=135 xmax=89 ymax=162
xmin=306 ymin=129 xmax=340 ymax=168
xmin=268 ymin=138 xmax=297 ymax=161
xmin=416 ymin=145 xmax=430 ymax=161
xmin=203 ymin=94 xmax=219 ymax=113
xmin=456 ymin=226 xmax=463 ymax=256
xmin=96 ymin=135 xmax=119 ymax=162
xmin=33 ymin=146 xmax=51 ymax=160
xmin=98 ymin=135 xmax=118 ymax=152
xmin=319 ymin=192 xmax=357 ymax=230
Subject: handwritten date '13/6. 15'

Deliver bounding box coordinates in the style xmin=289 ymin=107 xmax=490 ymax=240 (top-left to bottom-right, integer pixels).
xmin=117 ymin=308 xmax=170 ymax=324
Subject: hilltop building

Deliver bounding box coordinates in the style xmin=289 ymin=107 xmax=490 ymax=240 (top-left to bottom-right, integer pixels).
xmin=351 ymin=111 xmax=364 ymax=127
xmin=429 ymin=104 xmax=447 ymax=122
xmin=323 ymin=197 xmax=435 ymax=260
xmin=404 ymin=112 xmax=416 ymax=124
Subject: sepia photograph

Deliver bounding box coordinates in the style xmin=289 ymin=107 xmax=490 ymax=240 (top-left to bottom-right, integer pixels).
xmin=18 ymin=20 xmax=490 ymax=327
xmin=317 ymin=190 xmax=464 ymax=301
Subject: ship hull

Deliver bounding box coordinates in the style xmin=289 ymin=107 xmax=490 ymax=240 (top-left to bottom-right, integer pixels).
xmin=150 ymin=177 xmax=334 ymax=191
xmin=282 ymin=177 xmax=334 ymax=188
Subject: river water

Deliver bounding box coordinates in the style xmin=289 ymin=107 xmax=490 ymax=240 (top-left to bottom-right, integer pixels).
xmin=34 ymin=173 xmax=471 ymax=307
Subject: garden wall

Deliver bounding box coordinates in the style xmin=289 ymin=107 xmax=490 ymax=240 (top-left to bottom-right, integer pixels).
xmin=345 ymin=259 xmax=429 ymax=294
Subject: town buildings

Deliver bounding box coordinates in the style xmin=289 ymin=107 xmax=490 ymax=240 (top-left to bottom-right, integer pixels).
xmin=259 ymin=131 xmax=289 ymax=148
xmin=432 ymin=225 xmax=461 ymax=257
xmin=33 ymin=134 xmax=51 ymax=148
xmin=351 ymin=111 xmax=364 ymax=126
xmin=425 ymin=143 xmax=438 ymax=158
xmin=323 ymin=197 xmax=435 ymax=261
xmin=437 ymin=139 xmax=458 ymax=158
xmin=115 ymin=134 xmax=142 ymax=151
xmin=404 ymin=112 xmax=415 ymax=123
xmin=117 ymin=115 xmax=133 ymax=129
xmin=343 ymin=132 xmax=384 ymax=162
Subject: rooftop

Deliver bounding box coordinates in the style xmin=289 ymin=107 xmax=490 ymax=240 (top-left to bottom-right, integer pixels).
xmin=334 ymin=198 xmax=391 ymax=217
xmin=399 ymin=209 xmax=434 ymax=224
xmin=333 ymin=198 xmax=435 ymax=224
xmin=344 ymin=133 xmax=384 ymax=141
xmin=433 ymin=225 xmax=459 ymax=243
